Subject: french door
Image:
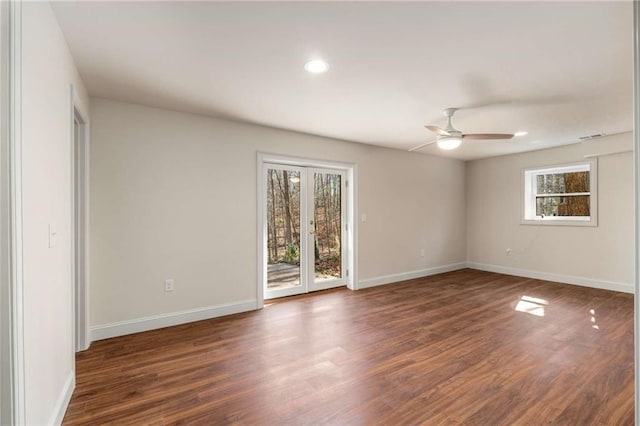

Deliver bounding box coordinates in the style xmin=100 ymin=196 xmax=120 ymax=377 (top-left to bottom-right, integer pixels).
xmin=263 ymin=164 xmax=347 ymax=299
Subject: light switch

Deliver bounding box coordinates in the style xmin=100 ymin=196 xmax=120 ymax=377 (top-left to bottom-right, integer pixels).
xmin=48 ymin=223 xmax=57 ymax=248
xmin=361 ymin=213 xmax=367 ymax=223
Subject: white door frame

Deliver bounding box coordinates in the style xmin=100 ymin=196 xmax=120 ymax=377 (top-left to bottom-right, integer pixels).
xmin=70 ymin=86 xmax=90 ymax=352
xmin=633 ymin=2 xmax=640 ymax=423
xmin=256 ymin=152 xmax=357 ymax=308
xmin=1 ymin=1 xmax=24 ymax=424
xmin=0 ymin=3 xmax=8 ymax=423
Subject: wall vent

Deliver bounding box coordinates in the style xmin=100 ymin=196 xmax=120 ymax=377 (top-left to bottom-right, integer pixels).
xmin=579 ymin=133 xmax=606 ymax=141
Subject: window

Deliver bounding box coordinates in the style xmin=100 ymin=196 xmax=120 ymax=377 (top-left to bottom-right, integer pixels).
xmin=522 ymin=160 xmax=597 ymax=226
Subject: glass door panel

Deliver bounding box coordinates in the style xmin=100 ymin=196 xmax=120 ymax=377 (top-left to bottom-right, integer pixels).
xmin=309 ymin=169 xmax=346 ymax=290
xmin=263 ymin=164 xmax=346 ymax=299
xmin=265 ymin=166 xmax=304 ymax=298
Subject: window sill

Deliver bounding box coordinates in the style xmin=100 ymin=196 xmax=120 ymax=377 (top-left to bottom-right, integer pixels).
xmin=520 ymin=218 xmax=598 ymax=227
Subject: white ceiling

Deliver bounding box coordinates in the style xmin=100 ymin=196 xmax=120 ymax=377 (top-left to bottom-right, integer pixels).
xmin=51 ymin=1 xmax=633 ymax=160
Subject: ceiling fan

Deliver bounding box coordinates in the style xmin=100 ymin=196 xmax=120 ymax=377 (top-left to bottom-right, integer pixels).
xmin=409 ymin=107 xmax=514 ymax=151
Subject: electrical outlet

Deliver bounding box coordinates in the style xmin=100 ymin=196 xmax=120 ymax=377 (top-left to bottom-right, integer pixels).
xmin=420 ymin=248 xmax=425 ymax=257
xmin=164 ymin=279 xmax=175 ymax=292
xmin=48 ymin=223 xmax=57 ymax=248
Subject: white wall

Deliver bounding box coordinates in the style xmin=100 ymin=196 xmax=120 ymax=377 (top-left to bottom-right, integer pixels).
xmin=466 ymin=133 xmax=634 ymax=292
xmin=21 ymin=2 xmax=89 ymax=424
xmin=89 ymin=98 xmax=466 ymax=329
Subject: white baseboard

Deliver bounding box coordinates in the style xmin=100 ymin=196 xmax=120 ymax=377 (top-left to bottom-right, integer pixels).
xmin=91 ymin=299 xmax=258 ymax=341
xmin=466 ymin=262 xmax=634 ymax=294
xmin=90 ymin=263 xmax=630 ymax=342
xmin=49 ymin=371 xmax=75 ymax=426
xmin=357 ymin=262 xmax=467 ymax=289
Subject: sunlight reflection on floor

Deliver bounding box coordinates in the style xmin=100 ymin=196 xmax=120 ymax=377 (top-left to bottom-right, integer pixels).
xmin=590 ymin=308 xmax=599 ymax=330
xmin=515 ymin=295 xmax=548 ymax=317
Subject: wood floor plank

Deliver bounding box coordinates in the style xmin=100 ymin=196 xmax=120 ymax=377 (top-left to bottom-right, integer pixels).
xmin=63 ymin=269 xmax=634 ymax=425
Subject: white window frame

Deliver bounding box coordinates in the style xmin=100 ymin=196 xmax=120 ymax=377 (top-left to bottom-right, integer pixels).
xmin=522 ymin=159 xmax=598 ymax=227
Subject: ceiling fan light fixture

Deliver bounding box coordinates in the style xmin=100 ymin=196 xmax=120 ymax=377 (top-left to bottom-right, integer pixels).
xmin=437 ymin=136 xmax=462 ymax=150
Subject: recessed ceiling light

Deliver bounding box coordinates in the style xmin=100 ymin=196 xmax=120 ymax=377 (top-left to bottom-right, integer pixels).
xmin=304 ymin=59 xmax=329 ymax=74
xmin=514 ymin=131 xmax=528 ymax=137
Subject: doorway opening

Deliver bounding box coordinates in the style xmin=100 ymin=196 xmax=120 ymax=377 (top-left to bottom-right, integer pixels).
xmin=257 ymin=154 xmax=356 ymax=304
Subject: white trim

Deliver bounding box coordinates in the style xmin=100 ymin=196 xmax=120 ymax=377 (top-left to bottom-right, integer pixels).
xmin=258 ymin=152 xmax=355 ymax=170
xmin=346 ymin=260 xmax=631 ymax=294
xmin=90 ymin=300 xmax=258 ymax=341
xmin=48 ymin=372 xmax=74 ymax=426
xmin=584 ymin=149 xmax=632 ymax=159
xmin=520 ymin=218 xmax=595 ymax=226
xmin=311 ymin=279 xmax=348 ymax=292
xmin=7 ymin=2 xmax=24 ymax=424
xmin=256 ymin=152 xmax=357 ymax=301
xmin=0 ymin=1 xmax=11 ymax=424
xmin=349 ymin=164 xmax=358 ymax=291
xmin=256 ymin=154 xmax=265 ymax=309
xmin=534 ymin=192 xmax=590 ymax=198
xmin=85 ymin=260 xmax=632 ymax=343
xmin=357 ymin=262 xmax=467 ymax=289
xmin=70 ymin=87 xmax=90 ymax=352
xmin=633 ymin=1 xmax=640 ymax=423
xmin=521 ymin=158 xmax=598 ymax=227
xmin=528 ymin=163 xmax=590 ymax=175
xmin=466 ymin=262 xmax=633 ymax=294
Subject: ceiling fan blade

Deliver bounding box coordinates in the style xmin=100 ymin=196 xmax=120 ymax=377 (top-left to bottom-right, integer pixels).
xmin=425 ymin=125 xmax=451 ymax=136
xmin=462 ymin=133 xmax=514 ymax=140
xmin=408 ymin=140 xmax=437 ymax=152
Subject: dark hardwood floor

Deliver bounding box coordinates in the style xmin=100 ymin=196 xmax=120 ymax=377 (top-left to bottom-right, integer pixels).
xmin=63 ymin=269 xmax=634 ymax=425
